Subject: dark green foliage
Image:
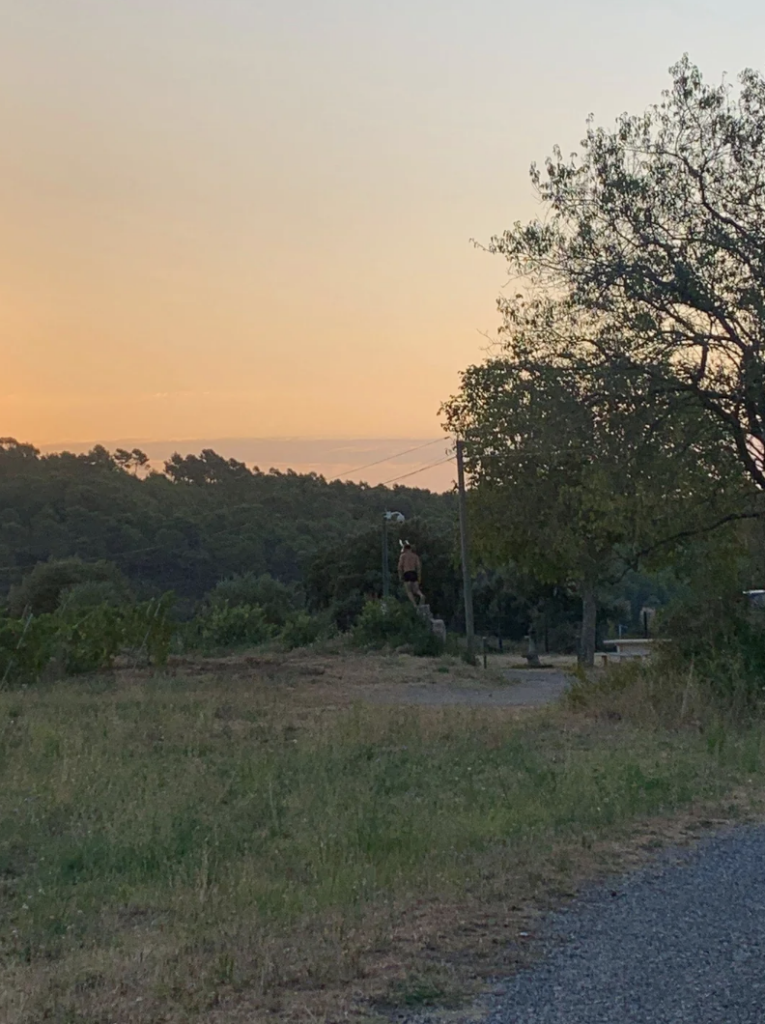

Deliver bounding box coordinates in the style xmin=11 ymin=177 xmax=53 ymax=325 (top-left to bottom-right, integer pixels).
xmin=641 ymin=528 xmax=765 ymax=713
xmin=0 ymin=614 xmax=56 ymax=686
xmin=208 ymin=573 xmax=298 ymax=627
xmin=0 ymin=594 xmax=175 ymax=685
xmin=442 ymin=344 xmax=754 ymax=666
xmin=280 ymin=612 xmax=327 ymax=650
xmin=470 ymin=567 xmax=584 ymax=650
xmin=487 ymin=58 xmax=765 ymax=491
xmin=58 ymin=579 xmax=131 ymax=613
xmin=660 ymin=593 xmax=765 ymax=714
xmin=0 ymin=439 xmax=455 ymax=602
xmin=7 ymin=558 xmax=130 ymax=617
xmin=352 ymin=600 xmax=444 ymax=657
xmin=307 ymin=517 xmax=460 ymax=630
xmin=191 ymin=603 xmax=276 ymax=651
xmin=124 ymin=595 xmax=176 ymax=667
xmin=54 ymin=603 xmax=126 ymax=675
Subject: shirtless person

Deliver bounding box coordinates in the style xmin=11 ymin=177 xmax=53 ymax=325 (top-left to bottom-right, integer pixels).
xmin=398 ymin=541 xmax=425 ymax=607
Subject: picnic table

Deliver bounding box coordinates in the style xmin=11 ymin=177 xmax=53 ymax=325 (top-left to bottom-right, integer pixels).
xmin=598 ymin=637 xmax=656 ymax=666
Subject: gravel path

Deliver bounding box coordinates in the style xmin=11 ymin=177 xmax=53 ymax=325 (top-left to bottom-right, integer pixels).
xmin=499 ymin=668 xmax=572 ymax=707
xmin=361 ymin=668 xmax=572 ymax=709
xmin=479 ymin=825 xmax=765 ymax=1023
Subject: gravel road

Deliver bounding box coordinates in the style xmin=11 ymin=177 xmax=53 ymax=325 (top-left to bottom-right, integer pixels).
xmin=362 ymin=668 xmax=572 ymax=709
xmin=445 ymin=825 xmax=765 ymax=1024
xmin=499 ymin=668 xmax=572 ymax=707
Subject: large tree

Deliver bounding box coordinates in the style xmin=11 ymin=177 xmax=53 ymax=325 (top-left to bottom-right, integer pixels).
xmin=489 ymin=57 xmax=765 ymax=489
xmin=442 ymin=339 xmax=755 ymax=665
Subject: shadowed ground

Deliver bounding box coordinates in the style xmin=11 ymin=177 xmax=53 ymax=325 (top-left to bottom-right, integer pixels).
xmin=360 ymin=659 xmax=573 ymax=708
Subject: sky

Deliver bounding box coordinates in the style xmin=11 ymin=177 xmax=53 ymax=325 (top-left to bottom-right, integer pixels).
xmin=2 ymin=0 xmax=765 ymax=487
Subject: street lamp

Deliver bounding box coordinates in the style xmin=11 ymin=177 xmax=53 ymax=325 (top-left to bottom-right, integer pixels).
xmin=382 ymin=511 xmax=405 ymax=599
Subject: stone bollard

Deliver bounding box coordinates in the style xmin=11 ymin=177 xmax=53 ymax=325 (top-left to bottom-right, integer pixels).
xmin=525 ymin=632 xmax=542 ymax=667
xmin=415 ymin=603 xmax=446 ymax=644
xmin=430 ymin=619 xmax=446 ymax=643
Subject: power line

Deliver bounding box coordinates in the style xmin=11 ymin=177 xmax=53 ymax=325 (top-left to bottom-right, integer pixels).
xmin=0 ymin=456 xmax=458 ymax=577
xmin=340 ymin=437 xmax=447 ymax=478
xmin=381 ymin=454 xmax=455 ymax=486
xmin=0 ymin=443 xmax=459 ymax=578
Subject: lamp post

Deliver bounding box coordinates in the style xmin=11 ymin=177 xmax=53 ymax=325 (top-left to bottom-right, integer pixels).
xmin=382 ymin=511 xmax=405 ymax=599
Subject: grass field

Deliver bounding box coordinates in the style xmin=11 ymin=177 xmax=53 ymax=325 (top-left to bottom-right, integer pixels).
xmin=2 ymin=649 xmax=764 ymax=1023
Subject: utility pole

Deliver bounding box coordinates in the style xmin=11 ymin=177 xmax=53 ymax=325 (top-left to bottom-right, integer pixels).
xmin=455 ymin=440 xmax=475 ymax=662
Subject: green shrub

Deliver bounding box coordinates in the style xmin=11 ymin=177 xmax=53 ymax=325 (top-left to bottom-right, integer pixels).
xmin=411 ymin=628 xmax=445 ymax=658
xmin=280 ymin=612 xmax=325 ymax=650
xmin=0 ymin=614 xmax=56 ymax=686
xmin=658 ymin=591 xmax=765 ymax=715
xmin=58 ymin=580 xmax=129 ymax=613
xmin=1 ymin=591 xmax=178 ymax=686
xmin=352 ymin=599 xmax=444 ymax=657
xmin=328 ymin=590 xmax=367 ymax=632
xmin=193 ymin=602 xmax=276 ymax=650
xmin=7 ymin=558 xmax=130 ymax=617
xmin=207 ymin=573 xmax=297 ymax=627
xmin=122 ymin=594 xmax=176 ymax=666
xmin=54 ymin=604 xmax=125 ymax=675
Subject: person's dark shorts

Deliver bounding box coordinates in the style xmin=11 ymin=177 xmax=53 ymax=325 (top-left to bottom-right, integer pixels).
xmin=403 ymin=571 xmax=418 ymax=583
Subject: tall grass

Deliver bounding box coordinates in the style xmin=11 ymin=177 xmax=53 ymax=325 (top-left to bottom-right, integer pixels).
xmin=1 ymin=665 xmax=763 ymax=1020
xmin=567 ymin=648 xmax=765 ymax=732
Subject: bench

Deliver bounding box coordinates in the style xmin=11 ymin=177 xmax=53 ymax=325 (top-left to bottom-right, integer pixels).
xmin=598 ymin=638 xmax=656 ymax=667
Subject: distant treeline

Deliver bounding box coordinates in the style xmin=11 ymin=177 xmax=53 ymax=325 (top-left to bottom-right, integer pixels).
xmin=0 ymin=439 xmax=457 ymax=607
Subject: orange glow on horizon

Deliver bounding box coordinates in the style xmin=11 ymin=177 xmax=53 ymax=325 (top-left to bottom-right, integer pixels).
xmin=2 ymin=3 xmax=761 ymax=449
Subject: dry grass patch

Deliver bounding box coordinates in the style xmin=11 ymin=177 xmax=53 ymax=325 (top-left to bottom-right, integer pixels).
xmin=1 ymin=651 xmax=764 ymax=1023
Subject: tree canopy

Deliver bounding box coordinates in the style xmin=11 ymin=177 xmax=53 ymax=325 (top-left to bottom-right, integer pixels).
xmin=489 ymin=57 xmax=765 ymax=489
xmin=0 ymin=439 xmax=456 ymax=605
xmin=443 ymin=337 xmax=756 ymax=663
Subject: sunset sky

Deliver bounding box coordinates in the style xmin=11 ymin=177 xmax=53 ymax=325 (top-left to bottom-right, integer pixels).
xmin=2 ymin=0 xmax=764 ymax=486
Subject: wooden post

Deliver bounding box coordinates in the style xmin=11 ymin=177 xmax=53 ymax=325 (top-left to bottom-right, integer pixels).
xmin=455 ymin=440 xmax=476 ymax=662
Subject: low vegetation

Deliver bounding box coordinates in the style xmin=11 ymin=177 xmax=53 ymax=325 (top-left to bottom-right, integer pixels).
xmin=5 ymin=54 xmax=765 ymax=1024
xmin=352 ymin=598 xmax=445 ymax=656
xmin=1 ymin=651 xmax=763 ymax=1023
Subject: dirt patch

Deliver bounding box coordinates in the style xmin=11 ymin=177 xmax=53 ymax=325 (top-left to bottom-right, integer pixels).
xmin=358 ymin=672 xmax=570 ymax=709
xmin=163 ymin=649 xmax=575 ymax=711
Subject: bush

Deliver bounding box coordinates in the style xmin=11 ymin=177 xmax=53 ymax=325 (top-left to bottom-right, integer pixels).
xmin=566 ymin=592 xmax=765 ymax=728
xmin=0 ymin=592 xmax=178 ymax=686
xmin=280 ymin=612 xmax=326 ymax=651
xmin=352 ymin=600 xmax=444 ymax=656
xmin=328 ymin=591 xmax=368 ymax=632
xmin=54 ymin=603 xmax=126 ymax=675
xmin=660 ymin=606 xmax=765 ymax=716
xmin=207 ymin=574 xmax=297 ymax=627
xmin=7 ymin=558 xmax=130 ymax=617
xmin=192 ymin=602 xmax=276 ymax=650
xmin=0 ymin=614 xmax=56 ymax=686
xmin=58 ymin=580 xmax=130 ymax=613
xmin=122 ymin=595 xmax=176 ymax=667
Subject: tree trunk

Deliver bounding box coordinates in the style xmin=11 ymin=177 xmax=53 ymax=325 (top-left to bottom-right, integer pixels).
xmin=579 ymin=582 xmax=597 ymax=668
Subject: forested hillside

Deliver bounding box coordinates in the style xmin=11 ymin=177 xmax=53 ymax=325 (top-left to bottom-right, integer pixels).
xmin=0 ymin=439 xmax=456 ymax=602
